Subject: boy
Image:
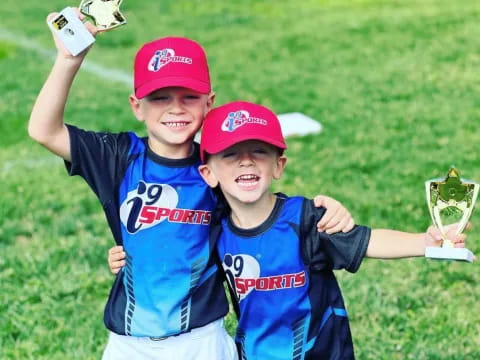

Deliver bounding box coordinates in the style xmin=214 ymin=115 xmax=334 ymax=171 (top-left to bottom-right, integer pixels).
xmin=182 ymin=100 xmax=467 ymax=359
xmin=196 ymin=101 xmax=468 ymax=359
xmin=29 ymin=10 xmax=354 ymax=360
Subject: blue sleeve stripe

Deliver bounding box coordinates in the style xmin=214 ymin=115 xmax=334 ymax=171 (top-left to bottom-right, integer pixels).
xmin=305 ymin=306 xmax=348 ymax=351
xmin=320 ymin=306 xmax=348 ymax=330
xmin=333 ymin=308 xmax=347 ymax=317
xmin=196 ymin=263 xmax=218 ymax=287
xmin=305 ymin=336 xmax=317 ymax=353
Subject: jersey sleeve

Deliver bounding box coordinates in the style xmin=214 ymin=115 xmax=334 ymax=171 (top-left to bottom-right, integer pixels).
xmin=300 ymin=199 xmax=371 ymax=273
xmin=65 ymin=124 xmax=133 ymax=202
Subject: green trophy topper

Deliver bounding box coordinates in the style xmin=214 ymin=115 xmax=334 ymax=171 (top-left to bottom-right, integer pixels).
xmin=80 ymin=0 xmax=127 ymax=31
xmin=425 ymin=167 xmax=478 ymax=262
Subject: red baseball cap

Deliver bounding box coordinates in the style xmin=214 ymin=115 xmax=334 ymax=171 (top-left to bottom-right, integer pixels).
xmin=134 ymin=37 xmax=211 ymax=99
xmin=200 ymin=101 xmax=287 ymax=162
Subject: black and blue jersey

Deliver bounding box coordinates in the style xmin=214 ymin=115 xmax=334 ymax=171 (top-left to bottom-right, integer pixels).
xmin=66 ymin=125 xmax=228 ymax=337
xmin=215 ymin=195 xmax=371 ymax=360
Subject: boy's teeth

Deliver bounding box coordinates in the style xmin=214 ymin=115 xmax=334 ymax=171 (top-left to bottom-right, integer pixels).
xmin=237 ymin=175 xmax=259 ymax=181
xmin=165 ymin=122 xmax=187 ymax=127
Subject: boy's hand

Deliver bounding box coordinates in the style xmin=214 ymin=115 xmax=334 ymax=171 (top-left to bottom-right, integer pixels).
xmin=47 ymin=8 xmax=98 ymax=59
xmin=425 ymin=223 xmax=470 ymax=248
xmin=108 ymin=246 xmax=126 ymax=275
xmin=313 ymin=195 xmax=355 ymax=234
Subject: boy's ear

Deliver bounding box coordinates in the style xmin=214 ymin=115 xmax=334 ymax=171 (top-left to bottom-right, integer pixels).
xmin=205 ymin=91 xmax=215 ymax=112
xmin=198 ymin=164 xmax=219 ymax=188
xmin=273 ymin=155 xmax=287 ymax=180
xmin=129 ymin=94 xmax=144 ymax=122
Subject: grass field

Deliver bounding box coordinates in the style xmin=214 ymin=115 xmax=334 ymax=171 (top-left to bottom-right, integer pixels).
xmin=1 ymin=0 xmax=480 ymax=358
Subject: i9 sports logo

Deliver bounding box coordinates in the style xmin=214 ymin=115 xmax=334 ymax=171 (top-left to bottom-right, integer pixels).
xmin=148 ymin=48 xmax=193 ymax=72
xmin=221 ymin=110 xmax=268 ymax=132
xmin=120 ymin=181 xmax=211 ymax=234
xmin=223 ymin=253 xmax=306 ymax=302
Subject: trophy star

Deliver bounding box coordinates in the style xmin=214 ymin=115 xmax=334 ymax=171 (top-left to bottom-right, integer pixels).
xmin=436 ymin=167 xmax=471 ymax=203
xmin=80 ymin=0 xmax=126 ymax=31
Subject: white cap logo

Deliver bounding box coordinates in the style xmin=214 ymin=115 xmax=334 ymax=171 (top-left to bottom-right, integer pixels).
xmin=221 ymin=110 xmax=267 ymax=132
xmin=148 ymin=48 xmax=193 ymax=72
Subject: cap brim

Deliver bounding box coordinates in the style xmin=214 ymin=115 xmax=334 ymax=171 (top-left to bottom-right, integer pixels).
xmin=203 ymin=131 xmax=287 ymax=157
xmin=136 ymin=76 xmax=211 ymax=98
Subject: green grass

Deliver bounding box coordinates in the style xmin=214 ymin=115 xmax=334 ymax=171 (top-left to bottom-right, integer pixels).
xmin=1 ymin=0 xmax=480 ymax=358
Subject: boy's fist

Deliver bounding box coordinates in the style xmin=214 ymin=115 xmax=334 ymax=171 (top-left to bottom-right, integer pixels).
xmin=425 ymin=223 xmax=470 ymax=248
xmin=47 ymin=7 xmax=98 ymax=58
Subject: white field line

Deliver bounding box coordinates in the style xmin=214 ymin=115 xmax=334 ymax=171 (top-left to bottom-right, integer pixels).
xmin=1 ymin=27 xmax=322 ymax=174
xmin=1 ymin=156 xmax=62 ymax=177
xmin=0 ymin=28 xmax=132 ymax=86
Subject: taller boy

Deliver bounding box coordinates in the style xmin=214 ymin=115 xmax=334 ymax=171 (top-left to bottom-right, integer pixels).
xmin=29 ymin=11 xmax=236 ymax=358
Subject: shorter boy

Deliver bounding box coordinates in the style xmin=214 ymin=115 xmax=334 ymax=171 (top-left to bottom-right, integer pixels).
xmin=196 ymin=101 xmax=468 ymax=359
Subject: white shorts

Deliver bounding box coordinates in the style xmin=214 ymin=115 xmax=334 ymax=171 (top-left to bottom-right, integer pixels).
xmin=102 ymin=319 xmax=238 ymax=360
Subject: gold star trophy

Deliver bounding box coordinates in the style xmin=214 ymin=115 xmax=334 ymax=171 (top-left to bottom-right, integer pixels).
xmin=425 ymin=167 xmax=478 ymax=262
xmin=48 ymin=0 xmax=126 ymax=56
xmin=80 ymin=0 xmax=127 ymax=31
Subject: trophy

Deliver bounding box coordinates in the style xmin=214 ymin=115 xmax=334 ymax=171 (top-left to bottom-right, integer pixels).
xmin=80 ymin=0 xmax=127 ymax=31
xmin=425 ymin=167 xmax=479 ymax=262
xmin=47 ymin=0 xmax=126 ymax=56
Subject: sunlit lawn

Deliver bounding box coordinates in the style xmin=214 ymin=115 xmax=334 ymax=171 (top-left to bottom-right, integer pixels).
xmin=1 ymin=0 xmax=480 ymax=358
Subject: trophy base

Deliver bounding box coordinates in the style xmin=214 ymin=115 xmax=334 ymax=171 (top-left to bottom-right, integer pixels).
xmin=425 ymin=247 xmax=474 ymax=263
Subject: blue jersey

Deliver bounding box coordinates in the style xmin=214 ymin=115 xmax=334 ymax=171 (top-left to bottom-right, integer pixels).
xmin=215 ymin=195 xmax=371 ymax=360
xmin=66 ymin=125 xmax=228 ymax=337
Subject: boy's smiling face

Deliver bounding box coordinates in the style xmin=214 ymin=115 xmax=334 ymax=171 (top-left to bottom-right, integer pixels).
xmin=130 ymin=86 xmax=214 ymax=158
xmin=199 ymin=140 xmax=287 ymax=206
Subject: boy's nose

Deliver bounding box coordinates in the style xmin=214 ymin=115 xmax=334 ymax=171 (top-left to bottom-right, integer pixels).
xmin=238 ymin=152 xmax=254 ymax=166
xmin=168 ymin=98 xmax=185 ymax=114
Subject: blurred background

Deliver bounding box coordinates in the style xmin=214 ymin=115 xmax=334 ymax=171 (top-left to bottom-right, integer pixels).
xmin=1 ymin=0 xmax=479 ymax=358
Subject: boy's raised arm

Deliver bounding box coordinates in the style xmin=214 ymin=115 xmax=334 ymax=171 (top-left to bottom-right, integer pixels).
xmin=28 ymin=10 xmax=97 ymax=161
